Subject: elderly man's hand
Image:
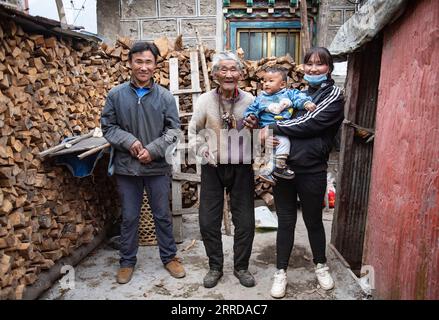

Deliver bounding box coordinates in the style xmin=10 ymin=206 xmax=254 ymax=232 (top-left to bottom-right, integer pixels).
xmin=259 ymin=126 xmax=280 ymax=148
xmin=243 ymin=114 xmax=258 ymax=129
xmin=265 ymin=136 xmax=280 ymax=148
xmin=137 ymin=148 xmax=152 ymax=164
xmin=129 ymin=140 xmax=143 ymax=157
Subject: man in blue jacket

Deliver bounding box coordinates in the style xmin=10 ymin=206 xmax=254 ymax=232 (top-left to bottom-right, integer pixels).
xmin=101 ymin=41 xmax=184 ymax=284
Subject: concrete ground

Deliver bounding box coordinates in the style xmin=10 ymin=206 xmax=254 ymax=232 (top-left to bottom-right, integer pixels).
xmin=40 ymin=204 xmax=365 ymax=300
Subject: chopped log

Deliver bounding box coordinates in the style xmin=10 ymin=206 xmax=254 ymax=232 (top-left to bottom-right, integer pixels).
xmin=260 ymin=192 xmax=274 ymax=207
xmin=154 ymin=36 xmax=170 ymax=57
xmin=0 ymin=253 xmax=12 ymax=276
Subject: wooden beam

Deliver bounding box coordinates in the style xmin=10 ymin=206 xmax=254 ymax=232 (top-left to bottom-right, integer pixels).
xmin=316 ymin=0 xmax=330 ymax=47
xmin=55 ymin=0 xmax=68 ymax=27
xmin=170 ymin=57 xmax=183 ymax=243
xmin=172 ymin=172 xmax=201 ymax=183
xmin=299 ymin=0 xmax=311 ymax=56
xmin=171 ymin=88 xmax=202 ymax=95
xmin=172 ymin=207 xmax=199 ymax=216
xmin=216 ymin=0 xmax=224 ymax=52
xmin=179 ymin=112 xmax=194 ymax=118
xmin=195 ymin=28 xmax=211 ymax=92
xmin=77 ymin=142 xmax=110 ymax=160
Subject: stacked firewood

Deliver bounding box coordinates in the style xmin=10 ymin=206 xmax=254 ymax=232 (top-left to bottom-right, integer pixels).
xmin=0 ymin=20 xmax=120 ymax=299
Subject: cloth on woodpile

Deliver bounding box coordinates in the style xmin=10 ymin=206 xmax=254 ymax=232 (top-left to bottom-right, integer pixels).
xmin=52 ymin=136 xmax=108 ymax=177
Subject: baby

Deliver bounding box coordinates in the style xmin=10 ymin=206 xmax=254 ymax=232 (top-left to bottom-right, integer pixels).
xmin=244 ymin=67 xmax=316 ymax=184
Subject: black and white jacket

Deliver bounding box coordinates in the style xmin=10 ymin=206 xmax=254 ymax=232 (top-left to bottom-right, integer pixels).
xmin=269 ymin=79 xmax=345 ymax=174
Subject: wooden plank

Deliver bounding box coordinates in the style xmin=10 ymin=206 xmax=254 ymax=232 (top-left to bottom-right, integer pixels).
xmin=331 ymin=36 xmax=383 ymax=272
xmin=169 ymin=56 xmax=183 ymax=243
xmin=77 ymin=142 xmax=110 ymax=160
xmin=299 ymin=0 xmax=311 ymax=56
xmin=169 ymin=52 xmax=203 ymax=243
xmin=171 ymin=88 xmax=202 ymax=95
xmin=328 ymin=243 xmax=351 ymax=269
xmin=190 ymin=51 xmax=202 ymax=204
xmin=172 ymin=207 xmax=199 ymax=216
xmin=169 ymin=58 xmax=180 ymax=116
xmin=179 ymin=112 xmax=193 ymax=118
xmin=331 ymin=51 xmax=360 ymax=252
xmin=195 ymin=29 xmax=211 ymax=91
xmin=172 ymin=172 xmax=201 ymax=183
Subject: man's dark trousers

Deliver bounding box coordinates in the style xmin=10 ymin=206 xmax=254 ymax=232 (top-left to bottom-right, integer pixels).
xmin=199 ymin=164 xmax=255 ymax=272
xmin=115 ymin=174 xmax=176 ymax=267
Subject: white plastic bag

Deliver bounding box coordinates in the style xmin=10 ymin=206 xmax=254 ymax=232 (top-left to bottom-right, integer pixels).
xmin=255 ymin=206 xmax=278 ymax=229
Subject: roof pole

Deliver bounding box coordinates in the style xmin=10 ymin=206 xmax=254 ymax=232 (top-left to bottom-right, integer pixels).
xmin=55 ymin=0 xmax=68 ymax=28
xmin=300 ymin=0 xmax=311 ymax=57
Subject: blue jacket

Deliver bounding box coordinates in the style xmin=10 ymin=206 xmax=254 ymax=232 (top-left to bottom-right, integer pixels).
xmin=244 ymin=88 xmax=312 ymax=127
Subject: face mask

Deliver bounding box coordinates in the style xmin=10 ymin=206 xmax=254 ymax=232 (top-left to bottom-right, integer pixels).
xmin=304 ymin=74 xmax=327 ymax=86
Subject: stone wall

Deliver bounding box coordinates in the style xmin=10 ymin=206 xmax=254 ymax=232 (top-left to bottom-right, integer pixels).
xmin=97 ymin=0 xmax=217 ymax=50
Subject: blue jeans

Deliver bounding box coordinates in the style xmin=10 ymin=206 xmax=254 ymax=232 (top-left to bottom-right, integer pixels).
xmin=115 ymin=174 xmax=177 ymax=267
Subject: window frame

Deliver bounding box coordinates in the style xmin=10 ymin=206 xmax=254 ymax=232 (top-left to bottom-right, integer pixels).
xmin=229 ymin=20 xmax=310 ymax=62
xmin=237 ymin=28 xmax=301 ymax=61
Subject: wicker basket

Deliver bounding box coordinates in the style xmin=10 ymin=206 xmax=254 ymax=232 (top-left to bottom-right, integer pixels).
xmin=138 ymin=192 xmax=157 ymax=246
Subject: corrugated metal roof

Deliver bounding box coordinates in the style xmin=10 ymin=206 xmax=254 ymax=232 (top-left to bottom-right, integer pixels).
xmin=0 ymin=3 xmax=102 ymax=43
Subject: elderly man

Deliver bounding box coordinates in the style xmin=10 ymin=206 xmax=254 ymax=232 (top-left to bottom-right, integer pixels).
xmin=101 ymin=41 xmax=185 ymax=284
xmin=189 ymin=52 xmax=256 ymax=288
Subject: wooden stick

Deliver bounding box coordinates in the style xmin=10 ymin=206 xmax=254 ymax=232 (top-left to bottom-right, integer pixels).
xmin=182 ymin=239 xmax=196 ymax=252
xmin=38 ymin=130 xmax=95 ymax=158
xmin=55 ymin=0 xmax=67 ymax=26
xmin=77 ymin=142 xmax=110 ymax=160
xmin=195 ymin=28 xmax=211 ymax=92
xmin=343 ymin=119 xmax=375 ymax=134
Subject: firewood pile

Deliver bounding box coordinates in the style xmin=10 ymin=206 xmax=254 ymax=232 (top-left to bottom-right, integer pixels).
xmin=0 ymin=18 xmax=306 ymax=298
xmin=0 ymin=20 xmax=120 ymax=299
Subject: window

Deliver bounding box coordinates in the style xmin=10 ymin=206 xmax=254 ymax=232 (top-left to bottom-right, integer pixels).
xmin=237 ymin=29 xmax=301 ymax=62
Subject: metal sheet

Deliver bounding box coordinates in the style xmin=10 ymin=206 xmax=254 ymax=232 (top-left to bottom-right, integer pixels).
xmin=364 ymin=0 xmax=439 ymax=300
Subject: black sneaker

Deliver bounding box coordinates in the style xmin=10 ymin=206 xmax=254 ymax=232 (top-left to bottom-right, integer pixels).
xmin=258 ymin=173 xmax=277 ymax=186
xmin=234 ymin=269 xmax=255 ymax=287
xmin=273 ymin=166 xmax=295 ymax=180
xmin=203 ymin=270 xmax=223 ymax=288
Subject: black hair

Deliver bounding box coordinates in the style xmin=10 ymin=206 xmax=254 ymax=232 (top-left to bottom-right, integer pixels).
xmin=303 ymin=47 xmax=334 ymax=78
xmin=265 ymin=66 xmax=288 ymax=82
xmin=128 ymin=41 xmax=160 ymax=62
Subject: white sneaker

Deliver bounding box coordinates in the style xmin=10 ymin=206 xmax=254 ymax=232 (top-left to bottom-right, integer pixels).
xmin=315 ymin=263 xmax=334 ymax=290
xmin=270 ymin=269 xmax=287 ymax=298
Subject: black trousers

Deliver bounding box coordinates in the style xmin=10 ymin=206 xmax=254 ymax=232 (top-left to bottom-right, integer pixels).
xmin=273 ymin=171 xmax=327 ymax=269
xmin=199 ymin=164 xmax=255 ymax=271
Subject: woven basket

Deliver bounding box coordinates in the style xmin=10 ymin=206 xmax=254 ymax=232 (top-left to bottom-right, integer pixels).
xmin=138 ymin=192 xmax=157 ymax=246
